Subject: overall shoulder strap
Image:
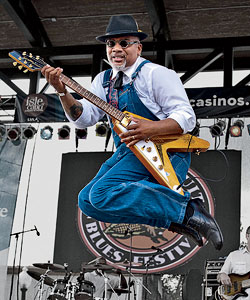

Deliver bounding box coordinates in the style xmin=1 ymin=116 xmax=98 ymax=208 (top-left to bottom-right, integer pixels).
xmin=102 ymin=69 xmax=112 ymax=88
xmin=131 ymin=60 xmax=151 ymax=80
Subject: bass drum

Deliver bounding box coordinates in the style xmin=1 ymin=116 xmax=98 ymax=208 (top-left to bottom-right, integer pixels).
xmin=48 ymin=279 xmax=67 ymax=300
xmin=74 ymin=280 xmax=95 ymax=300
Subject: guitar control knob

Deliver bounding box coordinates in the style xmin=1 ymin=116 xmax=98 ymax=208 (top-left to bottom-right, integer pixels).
xmin=152 ymin=156 xmax=158 ymax=162
xmin=158 ymin=165 xmax=163 ymax=170
xmin=146 ymin=147 xmax=152 ymax=152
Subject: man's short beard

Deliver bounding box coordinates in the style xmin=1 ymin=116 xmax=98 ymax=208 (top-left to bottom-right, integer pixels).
xmin=107 ymin=57 xmax=127 ymax=71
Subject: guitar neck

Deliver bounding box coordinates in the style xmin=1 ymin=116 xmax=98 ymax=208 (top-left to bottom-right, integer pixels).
xmin=59 ymin=73 xmax=125 ymax=122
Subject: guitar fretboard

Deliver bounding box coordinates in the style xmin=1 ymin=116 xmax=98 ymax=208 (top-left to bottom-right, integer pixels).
xmin=59 ymin=74 xmax=125 ymax=122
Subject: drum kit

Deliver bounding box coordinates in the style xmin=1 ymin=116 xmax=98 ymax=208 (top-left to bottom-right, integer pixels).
xmin=27 ymin=258 xmax=149 ymax=300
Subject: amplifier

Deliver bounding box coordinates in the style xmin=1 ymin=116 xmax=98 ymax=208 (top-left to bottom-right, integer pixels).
xmin=202 ymin=259 xmax=225 ymax=300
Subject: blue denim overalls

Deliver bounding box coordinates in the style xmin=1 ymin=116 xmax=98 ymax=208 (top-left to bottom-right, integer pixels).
xmin=78 ymin=61 xmax=191 ymax=228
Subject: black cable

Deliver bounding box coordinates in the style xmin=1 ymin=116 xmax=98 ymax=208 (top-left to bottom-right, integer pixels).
xmin=177 ymin=148 xmax=229 ymax=191
xmin=176 ymin=128 xmax=229 ymax=191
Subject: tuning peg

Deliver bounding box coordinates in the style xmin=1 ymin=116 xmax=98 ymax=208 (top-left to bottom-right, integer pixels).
xmin=29 ymin=64 xmax=33 ymax=68
xmin=29 ymin=53 xmax=33 ymax=57
xmin=24 ymin=60 xmax=27 ymax=64
xmin=36 ymin=56 xmax=40 ymax=59
xmin=23 ymin=69 xmax=29 ymax=73
xmin=18 ymin=65 xmax=23 ymax=70
xmin=22 ymin=51 xmax=27 ymax=56
xmin=13 ymin=62 xmax=18 ymax=66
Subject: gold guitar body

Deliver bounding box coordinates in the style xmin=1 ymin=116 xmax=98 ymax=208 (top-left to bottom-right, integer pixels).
xmin=113 ymin=111 xmax=210 ymax=195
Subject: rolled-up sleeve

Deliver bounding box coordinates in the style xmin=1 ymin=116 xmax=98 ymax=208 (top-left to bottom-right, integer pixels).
xmin=67 ymin=72 xmax=106 ymax=128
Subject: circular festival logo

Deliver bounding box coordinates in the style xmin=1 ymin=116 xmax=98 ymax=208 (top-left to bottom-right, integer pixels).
xmin=22 ymin=94 xmax=48 ymax=117
xmin=77 ymin=168 xmax=214 ymax=274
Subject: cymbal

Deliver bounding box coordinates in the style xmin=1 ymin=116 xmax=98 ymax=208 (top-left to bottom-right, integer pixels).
xmin=108 ymin=288 xmax=131 ymax=294
xmin=81 ymin=263 xmax=113 ymax=271
xmin=117 ymin=261 xmax=142 ymax=267
xmin=33 ymin=262 xmax=65 ymax=271
xmin=27 ymin=270 xmax=54 ymax=286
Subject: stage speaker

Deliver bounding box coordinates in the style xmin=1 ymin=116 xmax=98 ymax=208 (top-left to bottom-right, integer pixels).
xmin=182 ymin=269 xmax=203 ymax=300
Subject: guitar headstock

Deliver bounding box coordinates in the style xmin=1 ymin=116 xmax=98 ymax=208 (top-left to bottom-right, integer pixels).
xmin=8 ymin=50 xmax=45 ymax=73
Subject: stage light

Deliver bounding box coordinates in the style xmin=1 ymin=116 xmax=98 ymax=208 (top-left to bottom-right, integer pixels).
xmin=58 ymin=125 xmax=70 ymax=140
xmin=75 ymin=128 xmax=88 ymax=139
xmin=96 ymin=122 xmax=109 ymax=137
xmin=0 ymin=124 xmax=6 ymax=141
xmin=229 ymin=120 xmax=244 ymax=137
xmin=209 ymin=120 xmax=226 ymax=137
xmin=7 ymin=126 xmax=21 ymax=141
xmin=40 ymin=126 xmax=53 ymax=140
xmin=23 ymin=126 xmax=37 ymax=139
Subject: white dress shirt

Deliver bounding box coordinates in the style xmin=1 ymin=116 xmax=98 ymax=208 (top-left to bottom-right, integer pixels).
xmin=68 ymin=56 xmax=196 ymax=134
xmin=218 ymin=248 xmax=250 ymax=300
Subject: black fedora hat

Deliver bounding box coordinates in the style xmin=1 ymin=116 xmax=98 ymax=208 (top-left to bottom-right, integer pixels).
xmin=96 ymin=14 xmax=148 ymax=43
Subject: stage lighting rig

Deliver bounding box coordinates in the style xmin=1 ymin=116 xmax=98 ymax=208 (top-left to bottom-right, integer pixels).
xmin=23 ymin=126 xmax=37 ymax=139
xmin=7 ymin=126 xmax=21 ymax=141
xmin=40 ymin=126 xmax=53 ymax=140
xmin=58 ymin=125 xmax=71 ymax=140
xmin=75 ymin=128 xmax=88 ymax=139
xmin=209 ymin=120 xmax=226 ymax=137
xmin=96 ymin=122 xmax=109 ymax=137
xmin=229 ymin=120 xmax=244 ymax=137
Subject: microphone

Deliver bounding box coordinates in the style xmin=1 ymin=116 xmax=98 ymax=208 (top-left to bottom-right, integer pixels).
xmin=124 ymin=227 xmax=129 ymax=236
xmin=34 ymin=225 xmax=40 ymax=236
xmin=151 ymin=246 xmax=163 ymax=252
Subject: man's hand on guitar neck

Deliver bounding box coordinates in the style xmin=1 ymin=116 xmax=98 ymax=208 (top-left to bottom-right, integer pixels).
xmin=41 ymin=65 xmax=65 ymax=93
xmin=41 ymin=65 xmax=83 ymax=121
xmin=217 ymin=272 xmax=232 ymax=286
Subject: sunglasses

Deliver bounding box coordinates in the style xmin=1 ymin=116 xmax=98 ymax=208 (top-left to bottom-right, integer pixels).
xmin=106 ymin=40 xmax=140 ymax=49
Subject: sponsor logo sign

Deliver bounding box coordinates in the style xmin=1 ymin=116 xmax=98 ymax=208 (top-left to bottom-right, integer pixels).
xmin=78 ymin=169 xmax=214 ymax=273
xmin=22 ymin=94 xmax=48 ymax=117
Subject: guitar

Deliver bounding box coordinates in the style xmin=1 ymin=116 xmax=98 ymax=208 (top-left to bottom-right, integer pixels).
xmin=217 ymin=272 xmax=250 ymax=300
xmin=9 ymin=50 xmax=210 ymax=195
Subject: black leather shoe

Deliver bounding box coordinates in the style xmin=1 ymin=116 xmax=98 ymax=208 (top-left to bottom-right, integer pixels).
xmin=168 ymin=222 xmax=203 ymax=247
xmin=185 ymin=198 xmax=223 ymax=250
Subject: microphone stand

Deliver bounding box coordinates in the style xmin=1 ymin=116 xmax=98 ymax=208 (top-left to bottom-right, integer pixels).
xmin=125 ymin=226 xmax=134 ymax=300
xmin=97 ymin=270 xmax=119 ymax=299
xmin=125 ymin=267 xmax=151 ymax=300
xmin=34 ymin=269 xmax=51 ymax=300
xmin=9 ymin=227 xmax=38 ymax=300
xmin=143 ymin=251 xmax=158 ymax=300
